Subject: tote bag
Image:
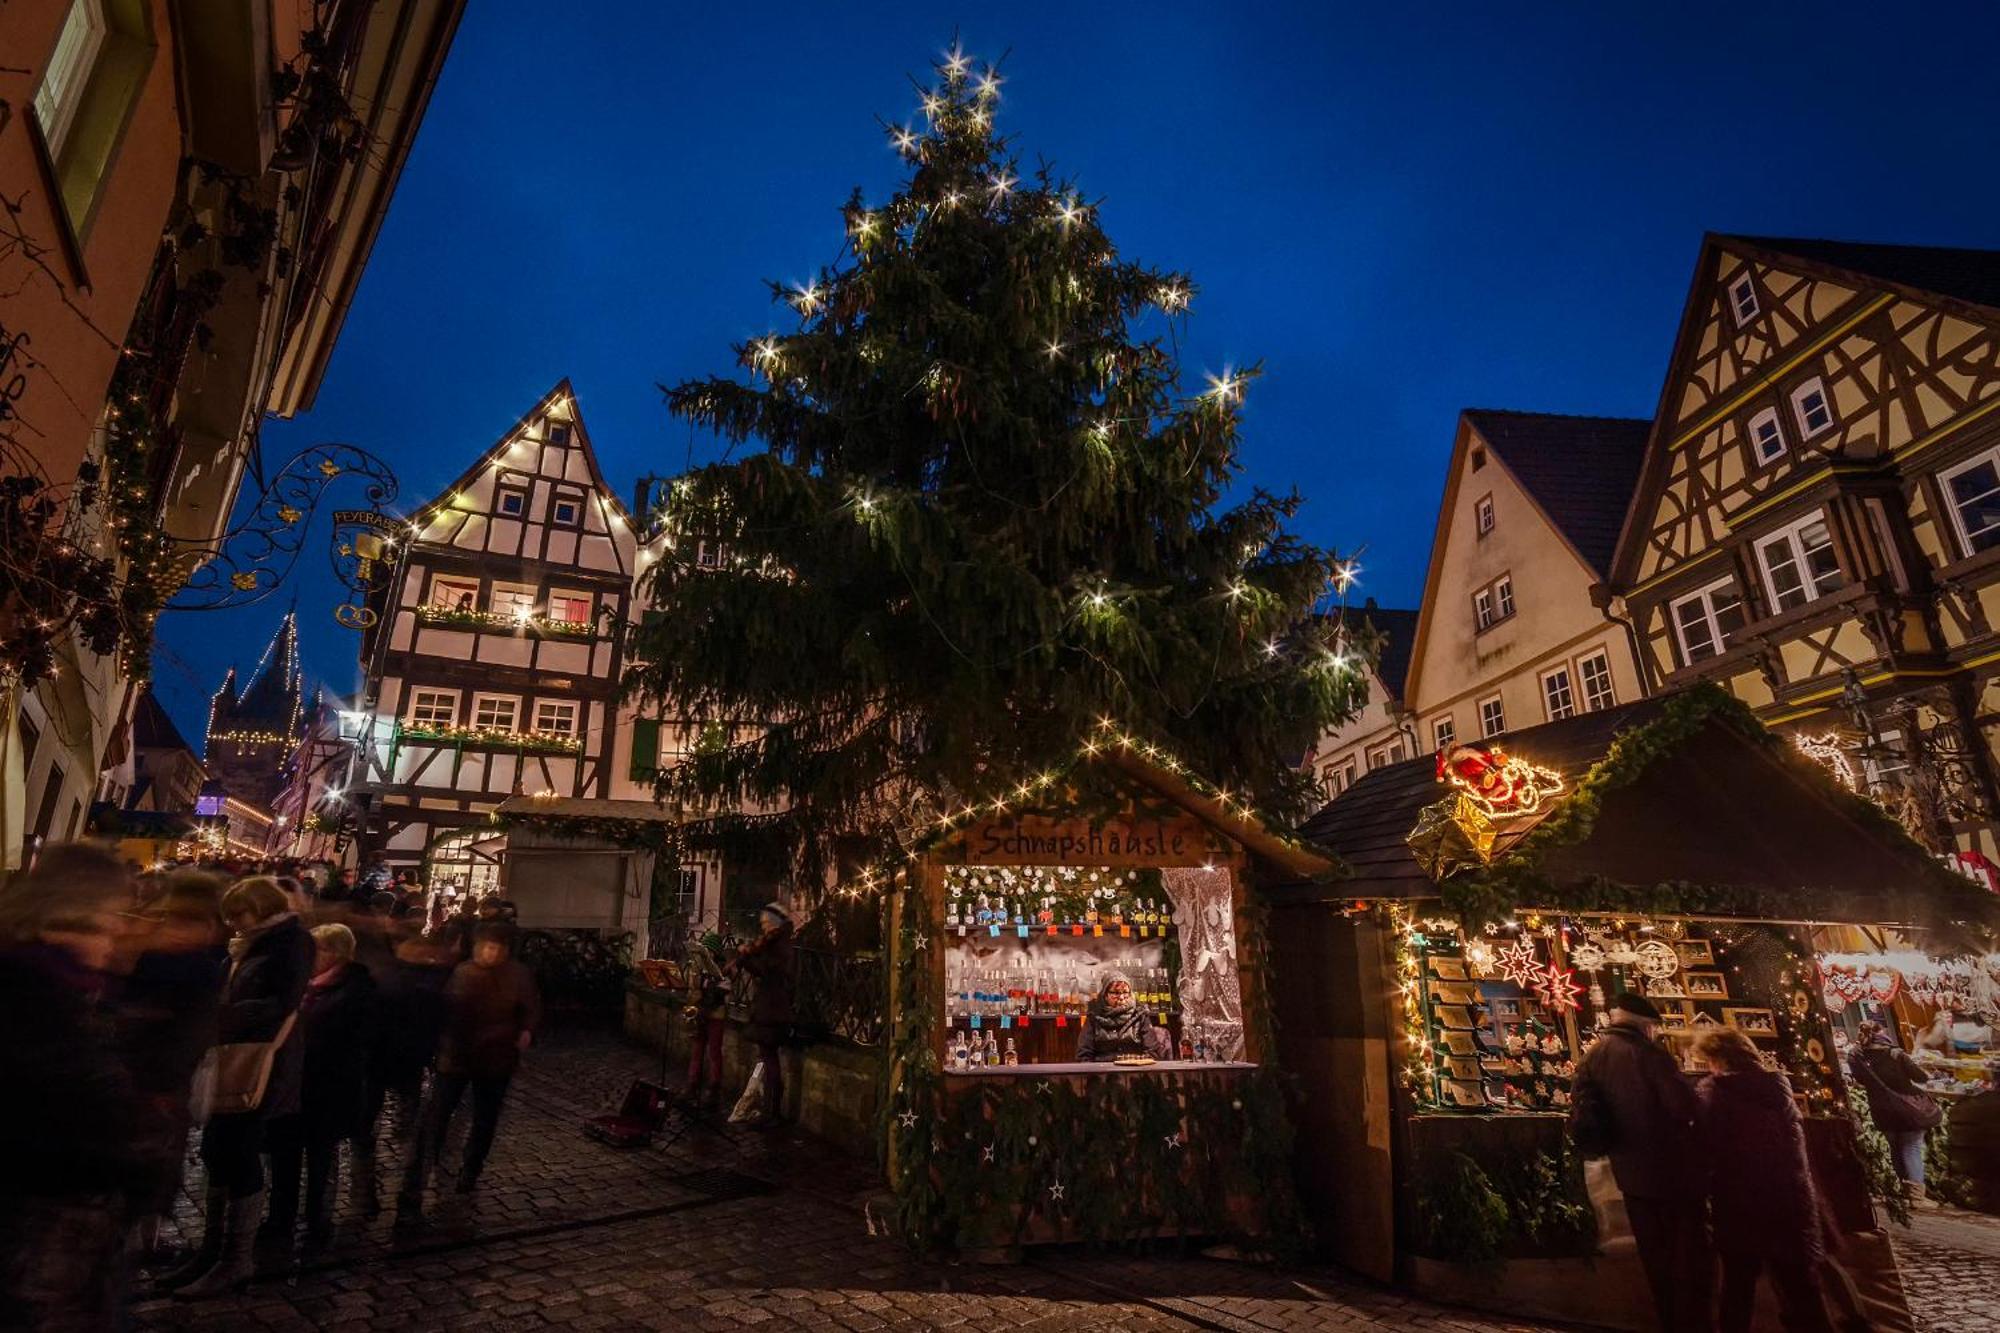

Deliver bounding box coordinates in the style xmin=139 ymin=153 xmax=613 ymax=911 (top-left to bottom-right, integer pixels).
xmin=190 ymin=1011 xmax=298 ymax=1122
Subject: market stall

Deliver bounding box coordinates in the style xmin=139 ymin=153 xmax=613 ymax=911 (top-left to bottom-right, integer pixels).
xmin=882 ymin=737 xmax=1334 ymax=1255
xmin=1267 ymin=686 xmax=2000 ymax=1329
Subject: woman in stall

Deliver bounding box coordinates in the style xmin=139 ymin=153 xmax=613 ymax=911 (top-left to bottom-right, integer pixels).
xmin=1076 ymin=971 xmax=1173 ymax=1062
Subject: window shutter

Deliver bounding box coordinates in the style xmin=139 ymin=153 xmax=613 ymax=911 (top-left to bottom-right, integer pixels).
xmin=629 ymin=717 xmax=661 ymax=782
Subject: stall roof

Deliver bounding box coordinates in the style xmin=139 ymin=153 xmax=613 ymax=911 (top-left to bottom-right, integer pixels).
xmin=1282 ymin=687 xmax=2000 ymax=938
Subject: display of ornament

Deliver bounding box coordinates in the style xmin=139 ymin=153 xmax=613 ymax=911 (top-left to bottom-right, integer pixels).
xmin=1436 ymin=742 xmax=1567 ymax=818
xmin=1569 ymin=940 xmax=1608 ymax=972
xmin=1633 ymin=939 xmax=1680 ymax=980
xmin=1495 ymin=938 xmax=1543 ymax=988
xmin=1536 ymin=964 xmax=1583 ymax=1013
xmin=1405 ymin=793 xmax=1496 ymax=879
xmin=1463 ymin=938 xmax=1497 ymax=975
xmin=1822 ymin=977 xmax=1850 ymax=1013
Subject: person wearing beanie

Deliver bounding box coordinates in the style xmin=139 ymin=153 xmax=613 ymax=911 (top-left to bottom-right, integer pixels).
xmin=1569 ymin=989 xmax=1712 ymax=1332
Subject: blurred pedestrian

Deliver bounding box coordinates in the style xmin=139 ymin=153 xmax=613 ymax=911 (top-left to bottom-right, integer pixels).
xmin=262 ymin=924 xmax=379 ymax=1260
xmin=116 ymin=871 xmax=228 ymax=1265
xmin=1568 ymin=992 xmax=1713 ymax=1333
xmin=681 ymin=932 xmax=730 ymax=1113
xmin=725 ymin=903 xmax=795 ymax=1127
xmin=0 ymin=844 xmax=152 ymax=1331
xmin=1694 ymin=1028 xmax=1834 ymax=1333
xmin=1846 ymin=1020 xmax=1940 ymax=1205
xmin=394 ymin=924 xmax=540 ymax=1229
xmin=165 ymin=878 xmax=311 ymax=1298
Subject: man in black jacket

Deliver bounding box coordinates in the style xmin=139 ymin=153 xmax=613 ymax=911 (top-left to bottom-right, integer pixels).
xmin=1569 ymin=992 xmax=1714 ymax=1333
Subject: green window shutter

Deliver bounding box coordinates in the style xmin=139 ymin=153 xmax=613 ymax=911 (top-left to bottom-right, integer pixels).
xmin=629 ymin=717 xmax=661 ymax=782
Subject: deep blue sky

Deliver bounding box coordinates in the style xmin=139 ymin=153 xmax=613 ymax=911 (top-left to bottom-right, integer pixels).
xmin=155 ymin=1 xmax=2000 ymax=740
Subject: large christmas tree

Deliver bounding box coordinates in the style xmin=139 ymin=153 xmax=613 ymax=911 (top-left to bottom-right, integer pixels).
xmin=630 ymin=45 xmax=1367 ymax=879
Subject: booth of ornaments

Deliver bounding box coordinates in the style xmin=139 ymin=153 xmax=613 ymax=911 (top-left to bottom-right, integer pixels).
xmin=1264 ymin=687 xmax=2000 ymax=1331
xmin=880 ymin=732 xmax=1336 ymax=1255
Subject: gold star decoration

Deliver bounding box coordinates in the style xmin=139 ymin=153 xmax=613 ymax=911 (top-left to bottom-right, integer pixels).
xmin=277 ymin=505 xmax=302 ymax=524
xmin=317 ymin=459 xmax=341 ymax=478
xmin=230 ymin=572 xmax=259 ymax=591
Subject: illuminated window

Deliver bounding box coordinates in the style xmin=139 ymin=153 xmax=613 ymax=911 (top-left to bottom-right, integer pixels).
xmin=407 ymin=689 xmax=458 ymax=728
xmin=1542 ymin=667 xmax=1576 ymax=721
xmin=489 ymin=583 xmax=535 ymax=621
xmin=1791 ymin=377 xmax=1835 ymax=439
xmin=532 ymin=699 xmax=579 ymax=739
xmin=1728 ymin=273 xmax=1759 ymax=326
xmin=429 ymin=575 xmax=478 ymax=611
xmin=1671 ymin=580 xmax=1747 ymax=664
xmin=1578 ymin=652 xmax=1616 ymax=712
xmin=547 ymin=591 xmax=593 ymax=625
xmin=1748 ymin=408 xmax=1785 ymax=465
xmin=1757 ymin=513 xmax=1847 ymax=612
xmin=471 ymin=695 xmax=519 ymax=731
xmin=1478 ymin=695 xmax=1506 ymax=738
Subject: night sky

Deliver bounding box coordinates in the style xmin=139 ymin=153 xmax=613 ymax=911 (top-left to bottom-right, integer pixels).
xmin=154 ymin=1 xmax=2000 ymax=741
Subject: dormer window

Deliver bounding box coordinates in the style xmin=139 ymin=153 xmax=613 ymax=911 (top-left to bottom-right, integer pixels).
xmin=551 ymin=497 xmax=582 ymax=526
xmin=547 ymin=422 xmax=573 ymax=447
xmin=1728 ymin=272 xmax=1760 ymax=326
xmin=1791 ymin=377 xmax=1835 ymax=439
xmin=1748 ymin=408 xmax=1785 ymax=465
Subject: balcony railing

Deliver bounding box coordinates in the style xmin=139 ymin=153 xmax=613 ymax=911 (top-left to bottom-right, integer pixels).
xmin=414 ymin=603 xmax=596 ymax=637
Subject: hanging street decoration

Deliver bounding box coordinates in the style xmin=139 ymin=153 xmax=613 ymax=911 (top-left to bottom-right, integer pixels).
xmin=1438 ymin=741 xmax=1567 ymax=818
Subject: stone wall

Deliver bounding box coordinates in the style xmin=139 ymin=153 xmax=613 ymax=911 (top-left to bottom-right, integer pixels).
xmin=624 ymin=983 xmax=883 ymax=1158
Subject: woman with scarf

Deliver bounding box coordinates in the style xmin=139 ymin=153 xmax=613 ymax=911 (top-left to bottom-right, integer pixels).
xmin=1076 ymin=971 xmax=1173 ymax=1062
xmin=160 ymin=877 xmax=311 ymax=1298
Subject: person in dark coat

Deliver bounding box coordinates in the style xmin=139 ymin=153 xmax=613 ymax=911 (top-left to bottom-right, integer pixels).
xmin=1945 ymin=1067 xmax=2000 ymax=1214
xmin=1694 ymin=1028 xmax=1835 ymax=1333
xmin=395 ymin=924 xmax=541 ymax=1228
xmin=262 ymin=923 xmax=379 ymax=1258
xmin=1075 ymin=971 xmax=1174 ymax=1061
xmin=1568 ymin=991 xmax=1714 ymax=1333
xmin=164 ymin=877 xmax=313 ymax=1299
xmin=727 ymin=903 xmax=796 ymax=1125
xmin=116 ymin=871 xmax=228 ymax=1261
xmin=0 ymin=844 xmax=153 ymax=1331
xmin=1846 ymin=1020 xmax=1938 ymax=1202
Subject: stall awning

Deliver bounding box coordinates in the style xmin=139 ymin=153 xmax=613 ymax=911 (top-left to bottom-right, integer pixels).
xmin=1280 ymin=686 xmax=2000 ymax=942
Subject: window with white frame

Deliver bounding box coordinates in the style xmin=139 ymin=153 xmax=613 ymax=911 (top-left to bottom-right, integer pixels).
xmin=1478 ymin=695 xmax=1506 ymax=738
xmin=1577 ymin=651 xmax=1616 ymax=712
xmin=1320 ymin=758 xmax=1357 ymax=799
xmin=547 ymin=590 xmax=593 ymax=625
xmin=1941 ymin=447 xmax=2000 ymax=556
xmin=471 ymin=694 xmax=519 ymax=731
xmin=1366 ymin=739 xmax=1407 ymax=771
xmin=429 ymin=574 xmax=478 ymax=611
xmin=497 ymin=487 xmax=527 ymax=517
xmin=1756 ymin=512 xmax=1847 ymax=612
xmin=490 ymin=583 xmax=536 ymax=621
xmin=1474 ymin=573 xmax=1516 ymax=631
xmin=1727 ymin=273 xmax=1759 ymax=326
xmin=1542 ymin=667 xmax=1576 ymax=721
xmin=1475 ymin=494 xmax=1495 ymax=536
xmin=1495 ymin=574 xmax=1515 ymax=619
xmin=32 ymin=0 xmax=107 ymax=161
xmin=1791 ymin=377 xmax=1835 ymax=439
xmin=532 ymin=699 xmax=579 ymax=738
xmin=406 ymin=688 xmax=458 ymax=728
xmin=1748 ymin=407 xmax=1785 ymax=465
xmin=1671 ymin=579 xmax=1748 ymax=664
xmin=551 ymin=496 xmax=583 ymax=526
xmin=1433 ymin=716 xmax=1455 ymax=753
xmin=1474 ymin=586 xmax=1496 ymax=631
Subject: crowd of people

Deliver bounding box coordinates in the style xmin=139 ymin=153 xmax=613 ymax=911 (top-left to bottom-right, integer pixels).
xmin=0 ymin=843 xmax=541 ymax=1328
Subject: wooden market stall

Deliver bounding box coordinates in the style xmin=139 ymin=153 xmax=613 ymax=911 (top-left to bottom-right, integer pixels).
xmin=882 ymin=741 xmax=1335 ymax=1255
xmin=1266 ymin=686 xmax=2000 ymax=1331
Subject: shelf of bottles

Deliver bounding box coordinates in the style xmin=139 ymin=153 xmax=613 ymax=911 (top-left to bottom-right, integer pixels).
xmin=941 ymin=863 xmax=1210 ymax=1070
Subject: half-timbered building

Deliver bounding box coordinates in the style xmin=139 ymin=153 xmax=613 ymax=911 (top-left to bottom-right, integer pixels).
xmin=349 ymin=380 xmax=637 ymax=891
xmin=1609 ymin=235 xmax=2000 ymax=857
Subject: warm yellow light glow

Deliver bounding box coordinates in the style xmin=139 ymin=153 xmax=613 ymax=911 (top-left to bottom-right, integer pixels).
xmin=1204 ymin=371 xmax=1242 ymax=404
xmin=793 ymin=283 xmax=823 ymax=314
xmin=942 ymin=45 xmax=969 ymax=80
xmin=988 ymin=172 xmax=1015 ymax=199
xmin=891 ymin=125 xmax=918 ymax=154
xmin=1056 ymin=199 xmax=1085 ymax=229
xmin=976 ymin=69 xmax=1002 ymax=99
xmin=1044 ymin=338 xmax=1064 ymax=360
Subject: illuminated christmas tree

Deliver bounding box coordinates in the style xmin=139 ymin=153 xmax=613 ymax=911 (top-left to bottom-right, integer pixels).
xmin=629 ymin=44 xmax=1365 ymax=874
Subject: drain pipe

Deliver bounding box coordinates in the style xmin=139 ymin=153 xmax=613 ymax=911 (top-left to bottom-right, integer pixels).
xmin=1592 ymin=582 xmax=1655 ymax=698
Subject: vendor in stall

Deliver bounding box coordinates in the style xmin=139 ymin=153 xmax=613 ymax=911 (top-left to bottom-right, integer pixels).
xmin=1076 ymin=971 xmax=1173 ymax=1062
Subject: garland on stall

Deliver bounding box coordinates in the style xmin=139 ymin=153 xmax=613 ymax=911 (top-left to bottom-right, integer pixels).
xmin=885 ymin=867 xmax=1304 ymax=1257
xmin=1411 ymin=1145 xmax=1596 ymax=1264
xmin=1441 ymin=686 xmax=2000 ymax=946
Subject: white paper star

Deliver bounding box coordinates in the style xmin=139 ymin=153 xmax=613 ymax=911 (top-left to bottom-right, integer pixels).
xmin=1496 ymin=939 xmax=1542 ymax=988
xmin=898 ymin=1109 xmax=918 ymax=1128
xmin=1163 ymin=1133 xmax=1183 ymax=1151
xmin=911 ymin=931 xmax=928 ymax=951
xmin=982 ymin=1144 xmax=995 ymax=1163
xmin=1047 ymin=1180 xmax=1065 ymax=1201
xmin=1035 ymin=1081 xmax=1054 ymax=1095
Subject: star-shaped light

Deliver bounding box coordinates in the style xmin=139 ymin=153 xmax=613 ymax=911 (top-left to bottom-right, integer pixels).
xmin=988 ymin=172 xmax=1016 ymax=201
xmin=890 ymin=125 xmax=918 ymax=155
xmin=1035 ymin=1081 xmax=1054 ymax=1095
xmin=1495 ymin=939 xmax=1542 ymax=988
xmin=910 ymin=931 xmax=928 ymax=951
xmin=1536 ymin=964 xmax=1583 ymax=1014
xmin=941 ymin=45 xmax=969 ymax=81
xmin=897 ymin=1109 xmax=918 ymax=1129
xmin=1047 ymin=1180 xmax=1065 ymax=1201
xmin=981 ymin=1144 xmax=995 ymax=1163
xmin=1163 ymin=1133 xmax=1183 ymax=1151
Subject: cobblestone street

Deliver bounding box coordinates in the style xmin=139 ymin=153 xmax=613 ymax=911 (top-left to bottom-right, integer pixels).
xmin=131 ymin=1023 xmax=2000 ymax=1332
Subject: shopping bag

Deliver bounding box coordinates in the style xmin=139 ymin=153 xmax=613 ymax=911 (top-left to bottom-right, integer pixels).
xmin=727 ymin=1061 xmax=765 ymax=1123
xmin=1584 ymin=1156 xmax=1631 ymax=1250
xmin=190 ymin=1011 xmax=298 ymax=1122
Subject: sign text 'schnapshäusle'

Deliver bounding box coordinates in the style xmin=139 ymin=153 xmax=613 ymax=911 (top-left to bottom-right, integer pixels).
xmin=964 ymin=815 xmax=1222 ymax=867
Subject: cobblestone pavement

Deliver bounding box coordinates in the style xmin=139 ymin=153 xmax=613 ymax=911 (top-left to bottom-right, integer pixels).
xmin=126 ymin=1021 xmax=2000 ymax=1331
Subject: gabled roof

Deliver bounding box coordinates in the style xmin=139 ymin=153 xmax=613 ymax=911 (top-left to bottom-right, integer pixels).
xmin=1460 ymin=410 xmax=1652 ymax=579
xmin=1342 ymin=600 xmax=1419 ymax=702
xmin=1723 ymin=235 xmax=2000 ymax=317
xmin=408 ymin=378 xmax=635 ymax=532
xmin=131 ymin=687 xmax=195 ymax=755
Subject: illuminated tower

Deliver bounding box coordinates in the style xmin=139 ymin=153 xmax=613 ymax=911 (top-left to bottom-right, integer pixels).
xmin=204 ymin=609 xmax=306 ymax=810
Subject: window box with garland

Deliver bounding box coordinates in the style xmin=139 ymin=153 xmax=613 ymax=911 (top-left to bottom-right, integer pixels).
xmin=413 ymin=603 xmax=598 ymax=637
xmin=396 ymin=720 xmax=582 ymax=755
